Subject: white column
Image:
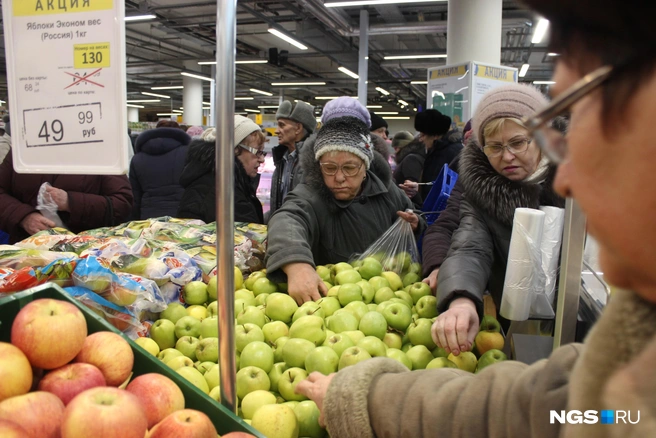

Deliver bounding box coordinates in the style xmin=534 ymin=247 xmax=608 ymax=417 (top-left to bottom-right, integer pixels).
xmin=183 ymin=60 xmax=204 ymax=125
xmin=447 ymin=0 xmax=502 ymax=65
xmin=357 ymin=10 xmax=368 ymax=106
xmin=127 ymin=107 xmax=139 ymax=122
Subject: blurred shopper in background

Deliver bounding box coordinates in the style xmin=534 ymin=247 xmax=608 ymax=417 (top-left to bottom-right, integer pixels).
xmin=369 ymin=111 xmax=388 ymax=141
xmin=268 ymin=101 xmax=317 ymax=221
xmin=295 ymin=1 xmax=656 ymax=436
xmin=129 ymin=123 xmax=190 ymax=219
xmin=178 ymin=117 xmax=266 ymax=224
xmin=391 ymin=131 xmax=414 ymax=157
xmin=0 ymin=115 xmax=11 ymax=163
xmin=393 ymin=137 xmax=426 ymax=208
xmin=185 ymin=125 xmax=205 ymax=140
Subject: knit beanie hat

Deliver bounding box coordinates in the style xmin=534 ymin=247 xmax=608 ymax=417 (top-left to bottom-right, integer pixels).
xmin=415 ymin=109 xmax=452 ymax=136
xmin=276 ymin=100 xmax=317 ymax=134
xmin=391 ymin=131 xmax=414 ymax=150
xmin=472 ymin=83 xmax=548 ymax=147
xmin=314 ymin=117 xmax=374 ymax=169
xmin=322 ymin=97 xmax=371 ymax=127
xmin=369 ymin=112 xmax=388 ymax=132
xmin=234 ymin=115 xmax=261 ymax=145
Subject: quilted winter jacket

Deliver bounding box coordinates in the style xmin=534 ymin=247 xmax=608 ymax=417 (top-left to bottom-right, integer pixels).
xmin=393 ymin=141 xmax=426 ymax=208
xmin=267 ymin=140 xmax=307 ymax=223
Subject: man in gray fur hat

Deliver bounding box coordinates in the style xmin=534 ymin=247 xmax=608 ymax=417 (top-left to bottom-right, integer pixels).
xmin=268 ymin=100 xmax=317 ymax=221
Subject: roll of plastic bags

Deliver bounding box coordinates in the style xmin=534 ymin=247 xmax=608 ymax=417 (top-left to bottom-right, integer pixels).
xmin=530 ymin=206 xmax=565 ymax=318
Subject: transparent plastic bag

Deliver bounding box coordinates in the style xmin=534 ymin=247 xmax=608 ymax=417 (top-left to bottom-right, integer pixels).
xmin=36 ymin=182 xmax=65 ymax=228
xmin=350 ymin=216 xmax=420 ymax=275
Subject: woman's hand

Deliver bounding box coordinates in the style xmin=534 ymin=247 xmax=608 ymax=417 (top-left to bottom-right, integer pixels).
xmin=423 ymin=268 xmax=439 ymax=295
xmin=20 ymin=212 xmax=56 ymax=235
xmin=283 ymin=263 xmax=327 ymax=305
xmin=295 ymin=372 xmax=335 ymax=428
xmin=45 ymin=186 xmax=69 ymax=212
xmin=397 ymin=210 xmax=419 ymax=231
xmin=399 ymin=180 xmax=419 ymax=199
xmin=431 ymin=297 xmax=479 ymax=356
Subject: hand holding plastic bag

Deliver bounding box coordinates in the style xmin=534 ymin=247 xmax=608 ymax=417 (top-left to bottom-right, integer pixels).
xmin=36 ymin=182 xmax=65 ymax=228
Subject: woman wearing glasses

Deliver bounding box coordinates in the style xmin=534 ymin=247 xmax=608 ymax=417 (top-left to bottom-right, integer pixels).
xmin=266 ymin=98 xmax=424 ymax=305
xmin=177 ymin=116 xmax=266 ymax=224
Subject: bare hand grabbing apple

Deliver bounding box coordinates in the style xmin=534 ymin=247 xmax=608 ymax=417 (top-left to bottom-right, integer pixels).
xmin=283 ymin=263 xmax=327 ymax=305
xmin=431 ymin=297 xmax=479 ymax=356
xmin=294 ymin=372 xmax=335 ymax=428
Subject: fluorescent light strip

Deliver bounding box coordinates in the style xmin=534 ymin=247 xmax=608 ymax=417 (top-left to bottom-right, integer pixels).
xmin=547 ymin=52 xmax=560 ymax=57
xmin=142 ymin=92 xmax=170 ymax=99
xmin=338 ymin=66 xmax=359 ymax=79
xmin=156 ymin=113 xmax=179 ymax=116
xmin=197 ymin=61 xmax=216 ymax=65
xmin=126 ymin=104 xmax=144 ymax=108
xmin=411 ymin=81 xmax=428 ymax=85
xmin=315 ymin=96 xmax=342 ymax=100
xmin=533 ymin=81 xmax=556 ymax=85
xmin=366 ymin=105 xmax=382 ymax=108
xmin=519 ymin=64 xmax=530 ymax=78
xmin=172 ymin=110 xmax=183 ymax=113
xmin=384 ymin=117 xmax=411 ymax=120
xmin=398 ymin=99 xmax=409 ymax=106
xmin=151 ymin=85 xmax=183 ymax=90
xmin=531 ymin=18 xmax=550 ymax=44
xmin=258 ymin=105 xmax=279 ymax=108
xmin=267 ymin=28 xmax=308 ymax=50
xmin=326 ymin=0 xmax=445 ymax=7
xmin=126 ymin=99 xmax=160 ymax=103
xmin=384 ymin=54 xmax=447 ymax=60
xmin=181 ymin=72 xmax=213 ymax=82
xmin=250 ymin=88 xmax=273 ymax=96
xmin=125 ymin=14 xmax=156 ymax=21
xmin=202 ymin=102 xmax=211 ymax=105
xmin=271 ymin=82 xmax=326 ymax=86
xmin=236 ymin=60 xmax=268 ymax=64
xmin=235 ymin=97 xmax=255 ymax=100
xmin=244 ymin=109 xmax=260 ymax=113
xmin=375 ymin=87 xmax=389 ymax=95
xmin=376 ymin=112 xmax=398 ymax=115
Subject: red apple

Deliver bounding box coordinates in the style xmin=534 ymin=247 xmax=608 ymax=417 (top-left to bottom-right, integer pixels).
xmin=126 ymin=373 xmax=185 ymax=429
xmin=38 ymin=362 xmax=106 ymax=405
xmin=11 ymin=298 xmax=87 ymax=369
xmin=0 ymin=419 xmax=30 ymax=437
xmin=221 ymin=433 xmax=258 ymax=438
xmin=0 ymin=342 xmax=32 ymax=402
xmin=74 ymin=332 xmax=134 ymax=386
xmin=0 ymin=391 xmax=65 ymax=438
xmin=62 ymin=387 xmax=148 ymax=438
xmin=147 ymin=409 xmax=217 ymax=438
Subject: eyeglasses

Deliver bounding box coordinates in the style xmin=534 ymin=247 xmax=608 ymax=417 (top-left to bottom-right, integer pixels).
xmin=521 ymin=65 xmax=614 ymax=163
xmin=483 ymin=137 xmax=532 ymax=158
xmin=238 ymin=143 xmax=267 ymax=158
xmin=319 ymin=162 xmax=363 ymax=177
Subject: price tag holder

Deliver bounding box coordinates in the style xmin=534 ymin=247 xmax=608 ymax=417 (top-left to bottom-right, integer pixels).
xmin=2 ymin=0 xmax=128 ymax=174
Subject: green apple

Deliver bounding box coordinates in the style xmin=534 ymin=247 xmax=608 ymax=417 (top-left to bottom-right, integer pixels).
xmin=175 ymin=336 xmax=200 ymax=360
xmin=475 ymin=349 xmax=507 ymax=373
xmin=183 ymin=281 xmax=209 ymax=305
xmin=323 ymin=281 xmax=333 ymax=290
xmin=278 ymin=368 xmax=309 ymax=402
xmin=367 ymin=303 xmax=378 ymax=312
xmin=160 ymin=302 xmax=188 ymax=324
xmin=368 ymin=276 xmax=391 ymax=292
xmin=199 ymin=316 xmax=219 ymax=339
xmin=207 ymin=276 xmax=218 ymax=301
xmin=134 ymin=337 xmax=159 ymax=356
xmin=304 ymin=346 xmax=339 ymax=375
xmin=292 ymin=303 xmax=325 ymax=322
xmin=289 ymin=315 xmax=327 ymax=346
xmin=240 ymin=341 xmax=274 ymax=373
xmin=394 ymin=290 xmax=414 ymax=308
xmin=241 ymin=390 xmax=277 ymax=420
xmin=351 ymin=260 xmax=364 ymax=269
xmin=341 ymin=330 xmax=365 ymax=345
xmin=408 ymin=262 xmax=422 ymax=275
xmin=426 ymin=357 xmax=458 ymax=369
xmin=186 ymin=305 xmax=208 ymax=321
xmin=416 ymin=295 xmax=438 ymax=319
xmin=237 ymin=306 xmax=267 ymax=328
xmin=407 ymin=318 xmax=437 ymax=350
xmin=166 ymin=355 xmax=195 ymax=371
xmin=236 ymin=366 xmax=271 ymax=400
xmin=265 ymin=293 xmax=299 ymax=324
xmin=374 ymin=287 xmax=396 ymax=304
xmin=316 ymin=297 xmax=341 ymax=317
xmin=263 ymin=320 xmax=289 ymax=345
xmin=479 ymin=315 xmax=502 ymax=333
xmin=408 ymin=282 xmax=432 ymax=304
xmin=150 ymin=319 xmax=177 ymax=350
xmin=277 ymin=283 xmax=289 ymax=293
xmin=402 ymin=272 xmax=421 ymax=287
xmin=386 ymin=348 xmax=412 ymax=369
xmin=268 ymin=362 xmax=288 ymax=393
xmin=281 ymin=400 xmax=300 ymax=409
xmin=330 ymin=262 xmax=353 ymax=284
xmin=206 ymin=301 xmax=218 ymax=317
xmin=358 ymin=311 xmax=387 ymax=340
xmin=406 ymin=345 xmax=434 ymax=370
xmin=251 ymin=404 xmax=299 ymax=438
xmin=208 ymin=386 xmax=222 ymax=402
xmin=344 ymin=301 xmax=369 ymax=322
xmin=282 ymin=338 xmax=315 ymax=368
xmin=195 ymin=337 xmax=219 ymax=363
xmin=447 ymin=351 xmax=478 ymax=373
xmin=357 ymin=336 xmax=388 ymax=357
xmin=322 ymin=333 xmax=355 ymax=358
xmin=356 ymin=280 xmax=376 ymax=304
xmin=327 ymin=310 xmax=359 ymax=333
xmin=381 ymin=303 xmax=413 ymax=332
xmin=396 ymin=252 xmax=413 ymax=271
xmin=252 ymin=277 xmax=279 ymax=296
xmin=195 ymin=361 xmax=215 ymax=374
xmin=174 ymin=315 xmax=201 ymax=339
xmin=326 ymin=285 xmax=340 ymax=297
xmin=432 ymin=346 xmax=448 ymax=358
xmin=254 ymin=293 xmax=270 ymax=306
xmin=401 ymin=343 xmax=412 ymax=353
xmin=157 ymin=347 xmax=183 ymax=364
xmin=335 ymin=269 xmax=362 ymax=285
xmin=338 ymin=346 xmax=372 ymax=370
xmin=244 ymin=271 xmax=267 ymax=291
xmin=316 ymin=265 xmax=331 ymax=282
xmin=235 ymin=288 xmax=256 ymax=304
xmin=273 ymin=336 xmax=289 ymax=363
xmin=337 ymin=283 xmax=363 ymax=306
xmin=236 ymin=323 xmax=265 ymax=352
xmin=381 ymin=271 xmax=403 ymax=291
xmin=294 ymin=400 xmax=324 ymax=438
xmin=388 ymin=298 xmax=413 ymax=309
xmin=177 ymin=366 xmax=210 ymax=394
xmin=358 ymin=257 xmax=383 ymax=280
xmin=383 ymin=332 xmax=403 ymax=350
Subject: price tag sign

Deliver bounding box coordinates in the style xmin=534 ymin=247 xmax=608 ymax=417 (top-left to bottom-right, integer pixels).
xmin=2 ymin=0 xmax=128 ymax=174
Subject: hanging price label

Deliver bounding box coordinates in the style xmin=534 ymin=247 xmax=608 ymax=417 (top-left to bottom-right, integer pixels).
xmin=74 ymin=43 xmax=110 ymax=69
xmin=23 ymin=102 xmax=102 ymax=148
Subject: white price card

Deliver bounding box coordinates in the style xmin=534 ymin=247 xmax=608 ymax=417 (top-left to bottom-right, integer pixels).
xmin=2 ymin=0 xmax=128 ymax=174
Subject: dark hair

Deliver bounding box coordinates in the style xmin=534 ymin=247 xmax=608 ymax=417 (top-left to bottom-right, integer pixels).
xmin=156 ymin=120 xmax=180 ymax=129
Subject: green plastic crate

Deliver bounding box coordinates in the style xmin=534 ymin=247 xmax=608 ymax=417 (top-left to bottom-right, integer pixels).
xmin=0 ymin=283 xmax=264 ymax=437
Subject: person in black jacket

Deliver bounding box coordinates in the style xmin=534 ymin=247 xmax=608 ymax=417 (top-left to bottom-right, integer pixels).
xmin=393 ymin=138 xmax=425 ymax=208
xmin=177 ymin=116 xmax=266 ymax=224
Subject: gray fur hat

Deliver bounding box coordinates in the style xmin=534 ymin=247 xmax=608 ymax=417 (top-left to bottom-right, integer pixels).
xmin=276 ymin=100 xmax=317 ymax=134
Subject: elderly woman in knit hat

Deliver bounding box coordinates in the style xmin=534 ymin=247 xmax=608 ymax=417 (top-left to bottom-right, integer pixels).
xmin=265 ymin=97 xmax=425 ymax=305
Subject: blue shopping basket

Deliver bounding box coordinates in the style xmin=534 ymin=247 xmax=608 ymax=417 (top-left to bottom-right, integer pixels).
xmin=421 ymin=164 xmax=458 ymax=226
xmin=0 ymin=230 xmax=8 ymax=245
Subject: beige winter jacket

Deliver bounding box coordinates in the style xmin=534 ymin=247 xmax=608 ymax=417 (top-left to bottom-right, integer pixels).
xmin=323 ymin=289 xmax=656 ymax=437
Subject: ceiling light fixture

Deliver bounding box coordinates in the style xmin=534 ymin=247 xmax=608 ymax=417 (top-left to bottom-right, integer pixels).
xmin=244 ymin=108 xmax=261 ymax=113
xmin=172 ymin=110 xmax=183 ymax=113
xmin=547 ymin=52 xmax=560 ymax=57
xmin=125 ymin=14 xmax=156 ymax=21
xmin=156 ymin=113 xmax=180 ymax=116
xmin=410 ymin=81 xmax=428 ymax=85
xmin=398 ymin=99 xmax=409 ymax=106
xmin=151 ymin=85 xmax=183 ymax=90
xmin=181 ymin=71 xmax=213 ymax=82
xmin=267 ymin=28 xmax=308 ymax=50
xmin=197 ymin=61 xmax=217 ymax=65
xmin=533 ymin=80 xmax=556 ymax=85
xmin=376 ymin=112 xmax=398 ymax=115
xmin=271 ymin=81 xmax=326 ymax=86
xmin=202 ymin=102 xmax=211 ymax=105
xmin=126 ymin=99 xmax=160 ymax=103
xmin=531 ymin=18 xmax=550 ymax=44
xmin=326 ymin=0 xmax=446 ymax=7
xmin=235 ymin=97 xmax=255 ymax=100
xmin=315 ymin=96 xmax=343 ymax=100
xmin=384 ymin=116 xmax=411 ymax=120
xmin=126 ymin=104 xmax=144 ymax=108
xmin=258 ymin=105 xmax=280 ymax=109
xmin=338 ymin=66 xmax=359 ymax=79
xmin=236 ymin=60 xmax=268 ymax=64
xmin=366 ymin=105 xmax=382 ymax=108
xmin=519 ymin=64 xmax=530 ymax=78
xmin=375 ymin=87 xmax=389 ymax=95
xmin=142 ymin=92 xmax=170 ymax=99
xmin=250 ymin=88 xmax=273 ymax=96
xmin=384 ymin=54 xmax=447 ymax=60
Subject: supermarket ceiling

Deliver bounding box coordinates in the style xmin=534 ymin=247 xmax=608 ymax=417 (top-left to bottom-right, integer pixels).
xmin=0 ymin=0 xmax=557 ymax=117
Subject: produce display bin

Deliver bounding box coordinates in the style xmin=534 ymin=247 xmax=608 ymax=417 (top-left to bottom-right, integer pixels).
xmin=0 ymin=283 xmax=264 ymax=438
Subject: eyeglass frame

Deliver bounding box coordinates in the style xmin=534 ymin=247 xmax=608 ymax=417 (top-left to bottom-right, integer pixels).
xmin=238 ymin=143 xmax=267 ymax=158
xmin=319 ymin=162 xmax=364 ymax=177
xmin=482 ymin=136 xmax=532 ymax=158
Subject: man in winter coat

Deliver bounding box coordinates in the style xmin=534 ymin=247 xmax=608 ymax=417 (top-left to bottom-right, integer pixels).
xmin=393 ymin=138 xmax=426 ymax=208
xmin=295 ymin=2 xmax=656 ymax=437
xmin=268 ymin=100 xmax=317 ymax=222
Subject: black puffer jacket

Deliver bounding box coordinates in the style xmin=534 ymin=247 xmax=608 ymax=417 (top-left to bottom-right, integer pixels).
xmin=436 ymin=141 xmax=565 ymax=318
xmin=129 ymin=128 xmax=190 ymax=219
xmin=177 ymin=139 xmax=264 ymax=224
xmin=421 ymin=130 xmax=463 ymax=201
xmin=393 ymin=140 xmax=426 ymax=208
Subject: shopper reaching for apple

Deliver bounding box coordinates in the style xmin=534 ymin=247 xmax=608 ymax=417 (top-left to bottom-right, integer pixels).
xmin=265 ymin=97 xmax=425 ymax=305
